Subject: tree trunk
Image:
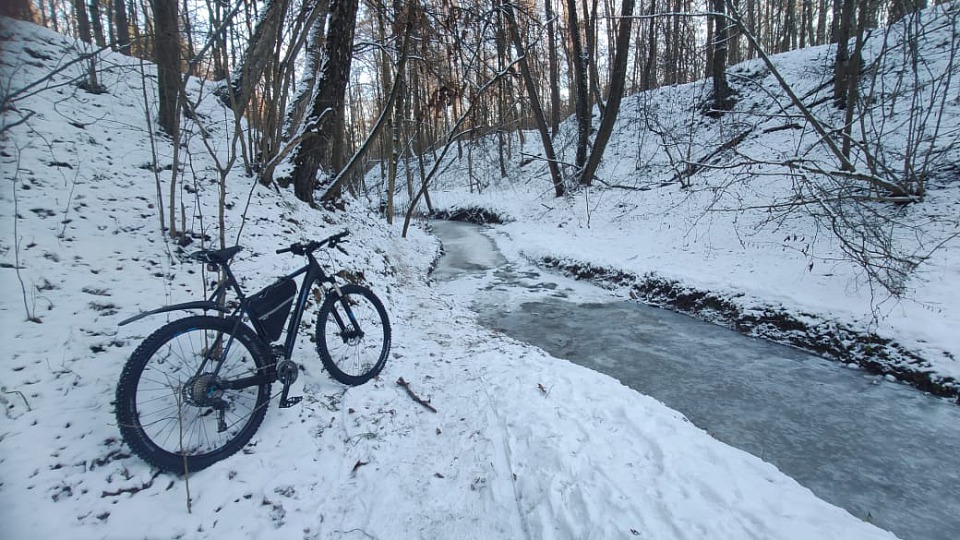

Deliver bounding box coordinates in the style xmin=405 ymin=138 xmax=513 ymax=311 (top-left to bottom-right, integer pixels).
xmin=282 ymin=3 xmax=331 ymax=143
xmin=579 ymin=0 xmax=635 ymax=186
xmin=546 ymin=0 xmax=561 ymax=136
xmin=289 ymin=0 xmax=359 ymax=205
xmin=585 ymin=0 xmax=604 ymax=114
xmin=73 ymin=0 xmax=104 ymax=92
xmin=113 ymin=0 xmax=131 ymax=54
xmin=840 ymin=0 xmax=868 ymax=161
xmin=74 ymin=0 xmax=93 ymax=43
xmin=502 ymin=2 xmax=565 ymax=197
xmin=833 ymin=0 xmax=855 ymax=108
xmin=782 ymin=0 xmax=796 ymax=52
xmin=222 ymin=0 xmax=291 ymax=112
xmin=151 ymin=0 xmax=180 ymax=136
xmin=710 ymin=0 xmax=733 ymax=113
xmin=816 ymin=0 xmax=828 ymax=45
xmin=642 ymin=0 xmax=657 ymax=90
xmin=567 ymin=0 xmax=590 ymax=173
xmin=49 ymin=0 xmax=61 ymax=32
xmin=495 ymin=2 xmax=511 ymax=176
xmin=180 ymin=0 xmax=196 ymax=74
xmin=88 ymin=0 xmax=107 ymax=47
xmin=728 ymin=0 xmax=742 ymax=63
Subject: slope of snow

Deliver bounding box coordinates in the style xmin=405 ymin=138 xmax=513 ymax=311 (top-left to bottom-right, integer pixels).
xmin=0 ymin=16 xmax=901 ymax=540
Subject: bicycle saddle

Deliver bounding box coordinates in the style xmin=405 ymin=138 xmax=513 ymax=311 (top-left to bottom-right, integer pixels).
xmin=189 ymin=245 xmax=243 ymax=265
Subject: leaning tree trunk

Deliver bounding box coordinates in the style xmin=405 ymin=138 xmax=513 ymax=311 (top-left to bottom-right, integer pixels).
xmin=502 ymin=2 xmax=564 ymax=197
xmin=579 ymin=0 xmax=635 ymax=186
xmin=288 ymin=0 xmax=359 ymax=205
xmin=222 ymin=0 xmax=291 ymax=113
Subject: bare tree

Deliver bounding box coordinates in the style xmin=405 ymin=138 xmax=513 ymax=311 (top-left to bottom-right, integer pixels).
xmin=320 ymin=1 xmax=414 ymax=206
xmin=502 ymin=0 xmax=565 ymax=197
xmin=545 ymin=0 xmax=562 ymax=135
xmin=89 ymin=0 xmax=107 ymax=47
xmin=715 ymin=0 xmax=959 ymax=297
xmin=113 ymin=0 xmax=131 ymax=54
xmin=709 ymin=0 xmax=734 ymax=113
xmin=567 ymin=0 xmax=591 ymax=174
xmin=151 ymin=0 xmax=180 ymax=136
xmin=833 ymin=0 xmax=857 ymax=108
xmin=579 ymin=0 xmax=636 ymax=186
xmin=71 ymin=0 xmax=105 ymax=92
xmin=220 ymin=0 xmax=292 ymax=113
xmin=288 ymin=0 xmax=360 ymax=205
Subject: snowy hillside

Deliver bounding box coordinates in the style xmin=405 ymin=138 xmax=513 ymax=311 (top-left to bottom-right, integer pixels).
xmin=0 ymin=7 xmax=960 ymax=540
xmin=0 ymin=14 xmax=911 ymax=540
xmin=411 ymin=3 xmax=960 ymax=399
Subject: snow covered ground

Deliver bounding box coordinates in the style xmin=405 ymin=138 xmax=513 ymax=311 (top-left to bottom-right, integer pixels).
xmin=0 ymin=12 xmax=950 ymax=540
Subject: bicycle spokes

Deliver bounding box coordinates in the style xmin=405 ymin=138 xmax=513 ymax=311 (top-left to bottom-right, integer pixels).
xmin=317 ymin=286 xmax=390 ymax=385
xmin=120 ymin=321 xmax=269 ymax=468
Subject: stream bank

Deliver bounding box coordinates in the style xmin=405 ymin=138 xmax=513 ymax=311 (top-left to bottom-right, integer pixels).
xmin=541 ymin=256 xmax=959 ymax=402
xmin=430 ymin=218 xmax=960 ymax=540
xmin=429 ymin=206 xmax=957 ymax=401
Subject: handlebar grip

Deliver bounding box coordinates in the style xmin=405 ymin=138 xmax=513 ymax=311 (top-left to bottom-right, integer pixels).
xmin=277 ymin=244 xmax=305 ymax=255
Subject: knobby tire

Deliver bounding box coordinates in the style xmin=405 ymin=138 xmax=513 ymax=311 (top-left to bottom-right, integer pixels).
xmin=115 ymin=316 xmax=272 ymax=474
xmin=316 ymin=284 xmax=391 ymax=385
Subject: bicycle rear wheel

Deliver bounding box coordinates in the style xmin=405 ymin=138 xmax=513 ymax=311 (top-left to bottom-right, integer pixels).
xmin=316 ymin=284 xmax=391 ymax=385
xmin=115 ymin=316 xmax=272 ymax=473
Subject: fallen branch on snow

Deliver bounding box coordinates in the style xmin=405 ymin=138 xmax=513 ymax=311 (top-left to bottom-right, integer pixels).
xmin=396 ymin=377 xmax=437 ymax=413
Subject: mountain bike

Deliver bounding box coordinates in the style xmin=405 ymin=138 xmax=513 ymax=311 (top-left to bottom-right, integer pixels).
xmin=114 ymin=230 xmax=390 ymax=474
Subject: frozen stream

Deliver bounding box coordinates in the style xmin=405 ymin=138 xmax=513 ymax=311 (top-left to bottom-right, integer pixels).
xmin=430 ymin=220 xmax=960 ymax=540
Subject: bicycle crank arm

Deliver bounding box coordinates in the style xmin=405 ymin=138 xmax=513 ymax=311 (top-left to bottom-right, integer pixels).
xmin=279 ymin=388 xmax=302 ymax=408
xmin=277 ymin=360 xmax=301 ymax=408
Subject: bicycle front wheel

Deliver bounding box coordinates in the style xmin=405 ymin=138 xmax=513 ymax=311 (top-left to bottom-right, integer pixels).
xmin=316 ymin=284 xmax=391 ymax=385
xmin=115 ymin=316 xmax=272 ymax=474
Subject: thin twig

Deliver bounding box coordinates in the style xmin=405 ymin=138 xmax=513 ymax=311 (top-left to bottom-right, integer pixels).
xmin=10 ymin=150 xmax=40 ymax=323
xmin=2 ymin=386 xmax=32 ymax=411
xmin=396 ymin=377 xmax=437 ymax=413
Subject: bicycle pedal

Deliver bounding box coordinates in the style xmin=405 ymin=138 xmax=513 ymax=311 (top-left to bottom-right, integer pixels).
xmin=280 ymin=396 xmax=302 ymax=408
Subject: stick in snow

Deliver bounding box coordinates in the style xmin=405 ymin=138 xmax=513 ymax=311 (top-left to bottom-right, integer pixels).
xmin=396 ymin=377 xmax=437 ymax=413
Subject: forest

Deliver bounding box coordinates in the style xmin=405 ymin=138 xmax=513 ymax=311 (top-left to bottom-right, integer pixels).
xmin=4 ymin=0 xmax=957 ymax=302
xmin=4 ymin=1 xmax=951 ymax=207
xmin=2 ymin=2 xmax=960 ymax=538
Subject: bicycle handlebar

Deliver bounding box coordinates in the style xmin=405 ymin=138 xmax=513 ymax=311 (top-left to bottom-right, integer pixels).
xmin=276 ymin=230 xmax=350 ymax=256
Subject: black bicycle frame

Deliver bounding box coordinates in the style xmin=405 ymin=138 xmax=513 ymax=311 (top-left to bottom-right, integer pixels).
xmin=269 ymin=253 xmax=337 ymax=362
xmin=119 ymin=248 xmax=351 ymax=393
